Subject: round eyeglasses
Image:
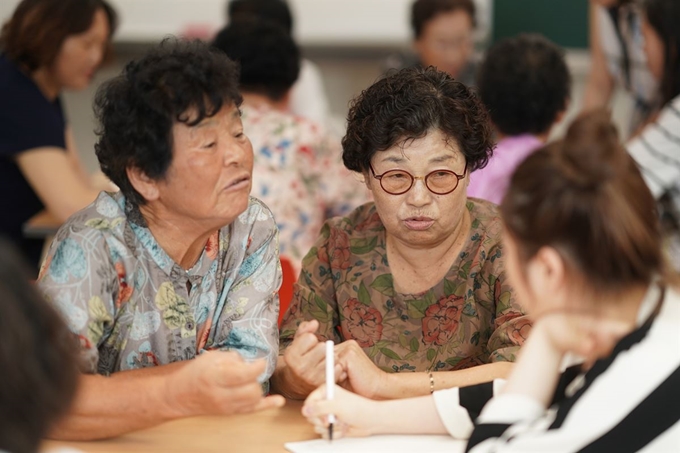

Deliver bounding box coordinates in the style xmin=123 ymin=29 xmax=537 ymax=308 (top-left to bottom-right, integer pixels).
xmin=369 ymin=162 xmax=468 ymax=196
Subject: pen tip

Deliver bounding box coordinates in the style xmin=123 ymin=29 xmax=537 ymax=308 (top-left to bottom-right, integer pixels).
xmin=329 ymin=423 xmax=333 ymax=442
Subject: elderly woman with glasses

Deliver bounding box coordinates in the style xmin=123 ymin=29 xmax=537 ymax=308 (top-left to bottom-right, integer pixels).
xmin=272 ymin=66 xmax=528 ymax=401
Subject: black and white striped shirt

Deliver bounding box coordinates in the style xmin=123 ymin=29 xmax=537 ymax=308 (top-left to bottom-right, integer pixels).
xmin=432 ymin=284 xmax=680 ymax=452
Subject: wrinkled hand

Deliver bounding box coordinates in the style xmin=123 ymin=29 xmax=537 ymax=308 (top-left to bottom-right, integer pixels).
xmin=335 ymin=340 xmax=388 ymax=399
xmin=302 ymin=384 xmax=379 ymax=439
xmin=534 ymin=312 xmax=632 ymax=366
xmin=281 ymin=320 xmax=345 ymax=398
xmin=168 ymin=351 xmax=285 ymax=417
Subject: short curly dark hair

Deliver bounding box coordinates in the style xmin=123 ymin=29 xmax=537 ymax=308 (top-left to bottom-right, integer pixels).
xmin=342 ymin=66 xmax=494 ymax=174
xmin=94 ymin=38 xmax=242 ymax=207
xmin=477 ymin=34 xmax=571 ymax=136
xmin=212 ymin=19 xmax=299 ymax=101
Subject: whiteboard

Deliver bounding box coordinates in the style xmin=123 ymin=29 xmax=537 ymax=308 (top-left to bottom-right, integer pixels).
xmin=0 ymin=0 xmax=492 ymax=47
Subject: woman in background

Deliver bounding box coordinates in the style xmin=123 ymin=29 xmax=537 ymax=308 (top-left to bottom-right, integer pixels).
xmin=0 ymin=0 xmax=117 ymax=270
xmin=627 ymin=0 xmax=680 ymax=269
xmin=583 ymin=0 xmax=657 ymax=134
xmin=303 ymin=110 xmax=680 ymax=452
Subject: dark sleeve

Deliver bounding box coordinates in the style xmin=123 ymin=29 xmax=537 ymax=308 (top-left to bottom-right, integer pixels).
xmin=0 ymin=81 xmax=66 ymax=157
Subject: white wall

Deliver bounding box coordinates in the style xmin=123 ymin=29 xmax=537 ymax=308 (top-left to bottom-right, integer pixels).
xmin=0 ymin=0 xmax=492 ymax=46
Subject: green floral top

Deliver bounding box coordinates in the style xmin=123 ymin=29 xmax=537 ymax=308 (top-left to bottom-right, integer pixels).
xmin=280 ymin=199 xmax=529 ymax=373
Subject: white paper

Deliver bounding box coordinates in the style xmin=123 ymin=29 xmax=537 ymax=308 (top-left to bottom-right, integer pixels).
xmin=284 ymin=435 xmax=467 ymax=453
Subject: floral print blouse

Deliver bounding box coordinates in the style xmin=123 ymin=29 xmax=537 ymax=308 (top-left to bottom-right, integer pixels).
xmin=243 ymin=103 xmax=369 ymax=272
xmin=280 ymin=199 xmax=529 ymax=373
xmin=38 ymin=192 xmax=281 ymax=381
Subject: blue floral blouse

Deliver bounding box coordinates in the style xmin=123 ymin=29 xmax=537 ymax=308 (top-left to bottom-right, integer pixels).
xmin=38 ymin=192 xmax=281 ymax=381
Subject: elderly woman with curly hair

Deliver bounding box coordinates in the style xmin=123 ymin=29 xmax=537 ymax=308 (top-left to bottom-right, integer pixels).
xmin=37 ymin=39 xmax=284 ymax=440
xmin=272 ymin=66 xmax=529 ymax=401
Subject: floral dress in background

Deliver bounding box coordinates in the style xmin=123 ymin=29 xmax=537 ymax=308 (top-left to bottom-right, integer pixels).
xmin=280 ymin=199 xmax=529 ymax=373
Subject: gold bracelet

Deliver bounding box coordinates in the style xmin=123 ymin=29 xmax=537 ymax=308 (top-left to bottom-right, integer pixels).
xmin=429 ymin=372 xmax=435 ymax=394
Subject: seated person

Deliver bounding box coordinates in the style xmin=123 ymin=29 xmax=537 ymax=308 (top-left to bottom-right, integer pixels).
xmin=38 ymin=39 xmax=284 ymax=441
xmin=468 ymin=33 xmax=571 ymax=205
xmin=0 ymin=238 xmax=79 ymax=453
xmin=226 ymin=0 xmax=333 ymax=129
xmin=212 ymin=20 xmax=368 ymax=272
xmin=302 ymin=111 xmax=680 ymax=452
xmin=627 ymin=0 xmax=680 ymax=269
xmin=273 ymin=66 xmax=528 ymax=400
xmin=389 ymin=0 xmax=477 ymax=86
xmin=583 ymin=0 xmax=658 ymax=134
xmin=0 ymin=0 xmax=118 ymax=271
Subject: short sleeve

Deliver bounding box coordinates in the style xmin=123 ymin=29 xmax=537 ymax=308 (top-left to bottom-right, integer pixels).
xmin=210 ymin=200 xmax=282 ymax=381
xmin=0 ymin=61 xmax=66 ymax=156
xmin=37 ymin=227 xmax=118 ymax=373
xmin=279 ymin=221 xmax=342 ymax=352
xmin=482 ymin=244 xmax=530 ymax=362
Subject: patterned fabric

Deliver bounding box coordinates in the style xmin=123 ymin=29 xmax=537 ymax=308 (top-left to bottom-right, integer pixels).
xmin=38 ymin=192 xmax=281 ymax=381
xmin=243 ymin=103 xmax=369 ymax=272
xmin=467 ymin=134 xmax=543 ymax=205
xmin=280 ymin=199 xmax=529 ymax=373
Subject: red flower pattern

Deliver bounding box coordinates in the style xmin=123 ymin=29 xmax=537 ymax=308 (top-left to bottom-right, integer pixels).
xmin=318 ymin=227 xmax=351 ymax=269
xmin=341 ymin=298 xmax=383 ymax=347
xmin=508 ymin=318 xmax=532 ymax=344
xmin=114 ymin=262 xmax=133 ymax=308
xmin=422 ymin=295 xmax=465 ymax=346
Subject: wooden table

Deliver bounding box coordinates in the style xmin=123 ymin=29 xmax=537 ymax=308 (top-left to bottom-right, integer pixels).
xmin=43 ymin=401 xmax=317 ymax=452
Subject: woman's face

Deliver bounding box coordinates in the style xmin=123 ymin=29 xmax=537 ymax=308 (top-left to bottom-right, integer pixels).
xmin=52 ymin=8 xmax=110 ymax=90
xmin=414 ymin=9 xmax=474 ymax=79
xmin=367 ymin=129 xmax=469 ymax=248
xmin=150 ymin=104 xmax=254 ymax=231
xmin=642 ymin=16 xmax=665 ymax=82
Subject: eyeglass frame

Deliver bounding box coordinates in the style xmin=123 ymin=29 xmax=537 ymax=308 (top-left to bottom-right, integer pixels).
xmin=368 ymin=161 xmax=468 ymax=195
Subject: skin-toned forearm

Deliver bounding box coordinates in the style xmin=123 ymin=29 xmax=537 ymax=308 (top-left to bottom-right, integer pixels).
xmin=378 ymin=361 xmax=514 ymax=400
xmin=371 ymin=395 xmax=447 ymax=436
xmin=48 ymin=361 xmax=191 ymax=441
xmin=500 ymin=326 xmax=562 ymax=407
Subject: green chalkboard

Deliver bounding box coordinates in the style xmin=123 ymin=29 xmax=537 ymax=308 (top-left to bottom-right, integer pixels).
xmin=492 ymin=0 xmax=589 ymax=48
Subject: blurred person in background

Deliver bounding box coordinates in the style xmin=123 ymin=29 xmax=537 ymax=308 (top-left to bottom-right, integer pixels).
xmin=468 ymin=34 xmax=571 ymax=205
xmin=212 ymin=20 xmax=368 ymax=273
xmin=227 ymin=0 xmax=333 ymax=130
xmin=0 ymin=0 xmax=118 ymax=272
xmin=583 ymin=0 xmax=658 ymax=135
xmin=388 ymin=0 xmax=477 ymax=86
xmin=627 ymin=0 xmax=680 ymax=269
xmin=0 ymin=238 xmax=79 ymax=453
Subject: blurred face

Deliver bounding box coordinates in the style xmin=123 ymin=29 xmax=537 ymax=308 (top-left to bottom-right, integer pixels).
xmin=589 ymin=0 xmax=620 ymax=7
xmin=367 ymin=129 xmax=469 ymax=248
xmin=642 ymin=16 xmax=665 ymax=82
xmin=151 ymin=104 xmax=254 ymax=230
xmin=415 ymin=9 xmax=474 ymax=79
xmin=52 ymin=8 xmax=110 ymax=90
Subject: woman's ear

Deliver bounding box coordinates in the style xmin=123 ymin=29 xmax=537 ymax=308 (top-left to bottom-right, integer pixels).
xmin=126 ymin=166 xmax=159 ymax=202
xmin=526 ymin=246 xmax=569 ymax=310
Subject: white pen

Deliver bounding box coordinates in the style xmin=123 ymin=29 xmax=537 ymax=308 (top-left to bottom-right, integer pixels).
xmin=325 ymin=340 xmax=336 ymax=441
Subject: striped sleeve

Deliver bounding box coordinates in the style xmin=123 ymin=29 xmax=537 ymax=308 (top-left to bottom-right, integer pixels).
xmin=627 ymin=96 xmax=680 ymax=198
xmin=465 ymin=289 xmax=680 ymax=453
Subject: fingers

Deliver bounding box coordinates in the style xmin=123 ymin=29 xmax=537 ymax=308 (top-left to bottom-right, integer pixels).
xmin=251 ymin=394 xmax=286 ymax=413
xmin=213 ymin=355 xmax=268 ymax=387
xmin=285 ymin=341 xmax=327 ymax=385
xmin=294 ymin=320 xmax=319 ymax=339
